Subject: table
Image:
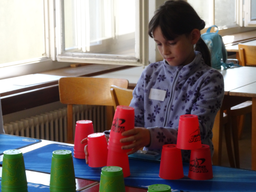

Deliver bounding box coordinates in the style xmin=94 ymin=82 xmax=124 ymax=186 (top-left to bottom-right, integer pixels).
xmin=96 ymin=66 xmax=256 ymax=169
xmin=229 ymin=82 xmax=256 ymax=170
xmin=213 ymin=67 xmax=256 ymax=168
xmin=0 ymin=135 xmax=147 ymax=192
xmin=1 ymin=134 xmax=256 ymax=191
xmin=225 ymin=40 xmax=256 ymax=53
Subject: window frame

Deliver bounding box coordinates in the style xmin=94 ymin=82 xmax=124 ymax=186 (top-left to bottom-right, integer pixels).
xmin=244 ymin=0 xmax=256 ymax=27
xmin=55 ymin=0 xmax=149 ymax=67
xmin=196 ymin=0 xmax=256 ymax=36
xmin=1 ymin=0 xmax=256 ymax=80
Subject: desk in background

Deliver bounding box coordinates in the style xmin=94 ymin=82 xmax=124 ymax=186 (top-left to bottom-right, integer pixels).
xmin=225 ymin=40 xmax=256 ymax=63
xmin=95 ymin=66 xmax=144 ymax=89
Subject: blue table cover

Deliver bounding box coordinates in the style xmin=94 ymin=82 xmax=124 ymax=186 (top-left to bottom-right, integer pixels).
xmin=0 ymin=179 xmax=50 ymax=192
xmin=9 ymin=143 xmax=256 ymax=192
xmin=0 ymin=134 xmax=41 ymax=154
xmin=0 ymin=179 xmax=80 ymax=192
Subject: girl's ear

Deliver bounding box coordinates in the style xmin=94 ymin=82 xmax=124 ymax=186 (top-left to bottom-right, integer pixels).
xmin=190 ymin=29 xmax=201 ymax=45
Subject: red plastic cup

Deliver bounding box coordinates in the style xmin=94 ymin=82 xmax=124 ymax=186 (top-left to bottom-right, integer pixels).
xmin=73 ymin=120 xmax=94 ymax=159
xmin=108 ymin=105 xmax=134 ymax=153
xmin=188 ymin=144 xmax=213 ymax=180
xmin=176 ymin=114 xmax=202 ymax=150
xmin=107 ymin=149 xmax=130 ymax=178
xmin=87 ymin=132 xmax=108 ymax=167
xmin=159 ymin=144 xmax=184 ymax=180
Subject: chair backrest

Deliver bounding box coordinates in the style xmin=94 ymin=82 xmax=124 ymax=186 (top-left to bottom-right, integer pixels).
xmin=59 ymin=77 xmax=129 ymax=143
xmin=238 ymin=44 xmax=256 ymax=66
xmin=110 ymin=85 xmax=133 ymax=110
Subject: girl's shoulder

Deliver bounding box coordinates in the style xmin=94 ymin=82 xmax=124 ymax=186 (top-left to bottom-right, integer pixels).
xmin=142 ymin=60 xmax=170 ymax=74
xmin=194 ymin=66 xmax=224 ymax=85
xmin=146 ymin=60 xmax=164 ymax=70
xmin=206 ymin=67 xmax=223 ymax=77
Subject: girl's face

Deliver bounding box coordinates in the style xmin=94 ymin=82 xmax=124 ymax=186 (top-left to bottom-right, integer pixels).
xmin=153 ymin=26 xmax=198 ymax=66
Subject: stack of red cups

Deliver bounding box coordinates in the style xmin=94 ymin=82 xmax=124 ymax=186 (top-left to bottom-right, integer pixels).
xmin=159 ymin=114 xmax=213 ymax=180
xmin=73 ymin=120 xmax=94 ymax=159
xmin=107 ymin=105 xmax=135 ymax=178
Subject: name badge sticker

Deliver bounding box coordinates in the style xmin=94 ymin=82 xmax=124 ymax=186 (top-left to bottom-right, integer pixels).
xmin=149 ymin=88 xmax=166 ymax=101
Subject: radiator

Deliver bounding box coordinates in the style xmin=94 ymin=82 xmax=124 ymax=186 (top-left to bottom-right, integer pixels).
xmin=3 ymin=105 xmax=107 ymax=142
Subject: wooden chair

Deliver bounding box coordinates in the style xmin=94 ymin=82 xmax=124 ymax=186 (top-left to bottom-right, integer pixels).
xmin=226 ymin=101 xmax=252 ymax=168
xmin=238 ymin=44 xmax=256 ymax=66
xmin=223 ymin=44 xmax=255 ymax=168
xmin=110 ymin=85 xmax=133 ymax=110
xmin=58 ymin=77 xmax=129 ymax=143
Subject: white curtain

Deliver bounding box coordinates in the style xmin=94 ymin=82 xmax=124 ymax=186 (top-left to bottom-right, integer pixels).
xmin=75 ymin=0 xmax=91 ymax=52
xmin=73 ymin=0 xmax=114 ymax=52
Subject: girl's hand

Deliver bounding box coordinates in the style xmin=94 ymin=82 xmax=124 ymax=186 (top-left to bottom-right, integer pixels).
xmin=120 ymin=127 xmax=150 ymax=155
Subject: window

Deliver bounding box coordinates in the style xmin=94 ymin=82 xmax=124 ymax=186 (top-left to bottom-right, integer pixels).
xmin=56 ymin=0 xmax=149 ymax=66
xmin=0 ymin=0 xmax=45 ymax=66
xmin=244 ymin=0 xmax=256 ymax=26
xmin=188 ymin=0 xmax=237 ymax=30
xmin=187 ymin=0 xmax=256 ymax=31
xmin=1 ymin=0 xmax=256 ymax=80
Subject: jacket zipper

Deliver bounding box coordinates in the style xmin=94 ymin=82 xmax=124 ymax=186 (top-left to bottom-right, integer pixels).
xmin=163 ymin=70 xmax=180 ymax=126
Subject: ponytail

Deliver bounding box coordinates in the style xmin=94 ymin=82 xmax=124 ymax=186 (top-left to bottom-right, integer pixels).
xmin=195 ymin=38 xmax=211 ymax=67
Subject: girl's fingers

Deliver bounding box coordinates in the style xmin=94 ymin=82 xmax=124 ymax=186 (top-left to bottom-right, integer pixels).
xmin=121 ymin=143 xmax=135 ymax=150
xmin=121 ymin=129 xmax=136 ymax=136
xmin=122 ymin=140 xmax=143 ymax=150
xmin=120 ymin=135 xmax=136 ymax=143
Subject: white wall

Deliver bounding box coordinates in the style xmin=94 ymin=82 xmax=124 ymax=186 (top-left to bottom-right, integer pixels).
xmin=148 ymin=0 xmax=165 ymax=63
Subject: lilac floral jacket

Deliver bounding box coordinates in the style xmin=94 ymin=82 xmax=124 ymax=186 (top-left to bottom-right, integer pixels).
xmin=129 ymin=52 xmax=224 ymax=161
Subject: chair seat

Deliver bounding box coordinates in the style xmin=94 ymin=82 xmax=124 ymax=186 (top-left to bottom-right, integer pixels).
xmin=230 ymin=100 xmax=252 ymax=112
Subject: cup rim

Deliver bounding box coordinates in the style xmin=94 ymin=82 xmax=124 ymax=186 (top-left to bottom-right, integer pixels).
xmin=76 ymin=120 xmax=93 ymax=124
xmin=101 ymin=166 xmax=123 ymax=176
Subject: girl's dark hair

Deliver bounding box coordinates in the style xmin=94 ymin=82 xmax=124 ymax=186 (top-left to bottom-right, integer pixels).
xmin=148 ymin=0 xmax=211 ymax=66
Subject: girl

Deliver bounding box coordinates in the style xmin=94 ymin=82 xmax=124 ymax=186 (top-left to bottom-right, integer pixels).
xmin=120 ymin=0 xmax=224 ymax=161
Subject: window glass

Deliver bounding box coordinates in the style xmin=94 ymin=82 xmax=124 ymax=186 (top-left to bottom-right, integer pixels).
xmin=187 ymin=1 xmax=211 ymax=27
xmin=252 ymin=0 xmax=256 ymax=20
xmin=64 ymin=0 xmax=136 ymax=57
xmin=187 ymin=0 xmax=237 ymax=29
xmin=215 ymin=0 xmax=236 ymax=28
xmin=0 ymin=0 xmax=45 ymax=65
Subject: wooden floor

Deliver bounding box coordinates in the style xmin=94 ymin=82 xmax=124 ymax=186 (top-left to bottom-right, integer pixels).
xmin=221 ymin=114 xmax=251 ymax=170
